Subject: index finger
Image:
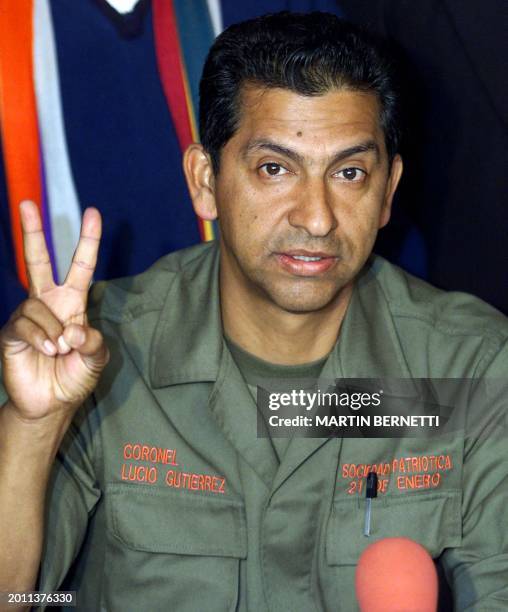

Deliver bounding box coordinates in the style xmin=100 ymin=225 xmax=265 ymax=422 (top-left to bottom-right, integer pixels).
xmin=20 ymin=200 xmax=55 ymax=296
xmin=64 ymin=207 xmax=102 ymax=293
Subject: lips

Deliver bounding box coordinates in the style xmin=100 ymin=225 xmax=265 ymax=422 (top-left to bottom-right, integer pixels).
xmin=276 ymin=250 xmax=339 ymax=276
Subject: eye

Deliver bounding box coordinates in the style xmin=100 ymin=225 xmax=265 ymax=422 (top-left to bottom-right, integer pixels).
xmin=259 ymin=162 xmax=290 ymax=177
xmin=336 ymin=167 xmax=366 ymax=182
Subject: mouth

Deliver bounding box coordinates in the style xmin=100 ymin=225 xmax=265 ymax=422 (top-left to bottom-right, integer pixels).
xmin=275 ymin=250 xmax=339 ymax=276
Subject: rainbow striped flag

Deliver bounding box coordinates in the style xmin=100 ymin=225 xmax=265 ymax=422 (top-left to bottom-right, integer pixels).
xmin=0 ymin=0 xmax=219 ymax=291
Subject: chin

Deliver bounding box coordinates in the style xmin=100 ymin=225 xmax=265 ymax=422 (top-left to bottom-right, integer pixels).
xmin=264 ymin=283 xmax=345 ymax=314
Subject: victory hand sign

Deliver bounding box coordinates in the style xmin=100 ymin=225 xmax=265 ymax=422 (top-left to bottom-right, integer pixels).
xmin=0 ymin=201 xmax=109 ymax=421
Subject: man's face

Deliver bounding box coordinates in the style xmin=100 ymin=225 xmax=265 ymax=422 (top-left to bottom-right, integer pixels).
xmin=201 ymin=86 xmax=401 ymax=313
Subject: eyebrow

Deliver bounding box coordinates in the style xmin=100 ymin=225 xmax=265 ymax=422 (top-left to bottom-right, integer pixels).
xmin=242 ymin=139 xmax=380 ymax=166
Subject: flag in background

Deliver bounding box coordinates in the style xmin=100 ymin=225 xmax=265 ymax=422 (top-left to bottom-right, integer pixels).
xmin=0 ymin=0 xmax=345 ymax=325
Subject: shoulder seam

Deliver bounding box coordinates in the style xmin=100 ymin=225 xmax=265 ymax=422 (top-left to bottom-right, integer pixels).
xmin=87 ymin=244 xmax=216 ymax=324
xmin=391 ymin=309 xmax=506 ymax=343
xmin=88 ymin=305 xmax=164 ymax=325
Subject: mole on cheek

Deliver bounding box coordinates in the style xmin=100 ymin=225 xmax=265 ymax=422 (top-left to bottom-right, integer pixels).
xmin=296 ymin=131 xmax=302 ymax=137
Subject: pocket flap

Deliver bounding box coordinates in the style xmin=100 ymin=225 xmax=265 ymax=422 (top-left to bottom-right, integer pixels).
xmin=107 ymin=484 xmax=247 ymax=559
xmin=327 ymin=491 xmax=461 ymax=565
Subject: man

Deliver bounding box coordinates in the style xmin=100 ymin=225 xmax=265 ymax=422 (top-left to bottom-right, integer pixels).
xmin=0 ymin=12 xmax=507 ymax=612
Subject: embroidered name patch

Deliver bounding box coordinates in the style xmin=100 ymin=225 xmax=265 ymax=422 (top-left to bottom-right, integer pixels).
xmin=341 ymin=454 xmax=454 ymax=495
xmin=120 ymin=441 xmax=226 ymax=494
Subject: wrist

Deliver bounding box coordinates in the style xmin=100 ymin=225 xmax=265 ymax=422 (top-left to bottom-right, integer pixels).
xmin=0 ymin=400 xmax=73 ymax=454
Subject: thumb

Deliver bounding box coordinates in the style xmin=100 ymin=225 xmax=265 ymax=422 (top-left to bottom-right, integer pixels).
xmin=62 ymin=324 xmax=109 ymax=373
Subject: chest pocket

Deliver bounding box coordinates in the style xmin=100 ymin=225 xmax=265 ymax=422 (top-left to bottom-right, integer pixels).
xmin=321 ymin=491 xmax=461 ymax=611
xmin=326 ymin=490 xmax=461 ymax=565
xmin=103 ymin=483 xmax=247 ymax=612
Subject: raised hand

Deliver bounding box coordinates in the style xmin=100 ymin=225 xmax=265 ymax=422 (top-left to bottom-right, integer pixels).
xmin=0 ymin=201 xmax=109 ymax=421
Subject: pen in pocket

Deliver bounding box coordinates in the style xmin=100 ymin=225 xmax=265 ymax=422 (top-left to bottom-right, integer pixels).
xmin=363 ymin=471 xmax=378 ymax=537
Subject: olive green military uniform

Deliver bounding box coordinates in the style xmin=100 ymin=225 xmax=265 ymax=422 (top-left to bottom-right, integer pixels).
xmin=1 ymin=241 xmax=507 ymax=611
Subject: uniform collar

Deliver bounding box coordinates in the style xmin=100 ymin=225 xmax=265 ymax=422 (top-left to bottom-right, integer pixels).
xmin=150 ymin=242 xmax=223 ymax=387
xmin=149 ymin=246 xmax=413 ymax=388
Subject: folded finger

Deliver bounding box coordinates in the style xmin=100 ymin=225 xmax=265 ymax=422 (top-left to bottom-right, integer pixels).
xmin=63 ymin=325 xmax=109 ymax=372
xmin=2 ymin=315 xmax=57 ymax=357
xmin=17 ymin=298 xmax=64 ymax=345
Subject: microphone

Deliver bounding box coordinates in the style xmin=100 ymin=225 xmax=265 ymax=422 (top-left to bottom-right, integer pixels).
xmin=355 ymin=537 xmax=438 ymax=611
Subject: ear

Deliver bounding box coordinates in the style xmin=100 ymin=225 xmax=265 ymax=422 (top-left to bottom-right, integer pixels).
xmin=379 ymin=154 xmax=403 ymax=228
xmin=182 ymin=144 xmax=217 ymax=221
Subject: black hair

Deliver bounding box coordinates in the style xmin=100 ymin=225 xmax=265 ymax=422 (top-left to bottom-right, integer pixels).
xmin=199 ymin=11 xmax=401 ymax=174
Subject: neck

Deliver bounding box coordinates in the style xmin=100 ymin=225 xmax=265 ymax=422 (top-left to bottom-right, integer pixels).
xmin=220 ymin=259 xmax=353 ymax=366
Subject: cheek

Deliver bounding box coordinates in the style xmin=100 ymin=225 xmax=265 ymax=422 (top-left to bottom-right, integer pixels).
xmin=335 ymin=197 xmax=383 ymax=248
xmin=221 ymin=193 xmax=284 ymax=239
xmin=216 ymin=195 xmax=270 ymax=257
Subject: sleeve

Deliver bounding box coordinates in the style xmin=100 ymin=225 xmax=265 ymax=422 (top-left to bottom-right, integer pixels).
xmin=440 ymin=339 xmax=508 ymax=610
xmin=37 ymin=396 xmax=102 ymax=597
xmin=0 ymin=377 xmax=101 ymax=599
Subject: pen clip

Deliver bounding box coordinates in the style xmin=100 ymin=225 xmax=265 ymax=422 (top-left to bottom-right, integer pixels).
xmin=366 ymin=471 xmax=378 ymax=500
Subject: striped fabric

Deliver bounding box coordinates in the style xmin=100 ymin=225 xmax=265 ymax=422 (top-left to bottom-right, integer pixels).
xmin=0 ymin=0 xmax=219 ymax=293
xmin=0 ymin=0 xmax=44 ymax=289
xmin=152 ymin=0 xmax=217 ymax=242
xmin=0 ymin=0 xmax=344 ymax=325
xmin=34 ymin=0 xmax=82 ymax=284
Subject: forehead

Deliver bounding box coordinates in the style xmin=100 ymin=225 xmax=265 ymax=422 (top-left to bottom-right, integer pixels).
xmin=230 ymin=85 xmax=384 ymax=152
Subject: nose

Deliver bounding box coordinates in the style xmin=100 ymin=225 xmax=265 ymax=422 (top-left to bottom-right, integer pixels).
xmin=287 ymin=177 xmax=338 ymax=237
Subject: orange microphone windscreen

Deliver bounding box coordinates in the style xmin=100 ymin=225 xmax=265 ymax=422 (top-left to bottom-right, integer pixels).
xmin=355 ymin=537 xmax=438 ymax=612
